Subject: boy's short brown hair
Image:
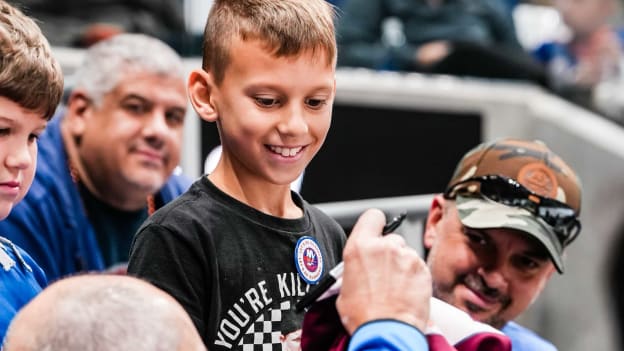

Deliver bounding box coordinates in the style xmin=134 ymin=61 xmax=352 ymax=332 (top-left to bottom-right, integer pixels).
xmin=0 ymin=0 xmax=63 ymax=120
xmin=203 ymin=0 xmax=337 ymax=85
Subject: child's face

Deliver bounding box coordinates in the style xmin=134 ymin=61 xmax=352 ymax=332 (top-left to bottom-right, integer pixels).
xmin=209 ymin=38 xmax=336 ymax=186
xmin=0 ymin=96 xmax=46 ymax=220
xmin=556 ymin=0 xmax=614 ymax=36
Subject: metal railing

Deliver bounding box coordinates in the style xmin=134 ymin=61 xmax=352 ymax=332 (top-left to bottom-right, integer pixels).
xmin=316 ymin=194 xmax=434 ymax=250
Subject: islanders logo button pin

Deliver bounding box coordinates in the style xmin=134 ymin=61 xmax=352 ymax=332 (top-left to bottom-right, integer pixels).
xmin=294 ymin=236 xmax=324 ymax=284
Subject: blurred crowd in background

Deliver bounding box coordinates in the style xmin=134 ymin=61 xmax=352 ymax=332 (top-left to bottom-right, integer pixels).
xmin=11 ymin=0 xmax=624 ymax=126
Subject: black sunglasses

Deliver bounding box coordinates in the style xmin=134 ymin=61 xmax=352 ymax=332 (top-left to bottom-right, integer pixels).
xmin=444 ymin=175 xmax=581 ymax=247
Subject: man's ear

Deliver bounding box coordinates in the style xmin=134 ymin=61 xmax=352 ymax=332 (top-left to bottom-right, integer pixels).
xmin=423 ymin=194 xmax=446 ymax=250
xmin=64 ymin=91 xmax=92 ymax=137
xmin=188 ymin=69 xmax=219 ymax=123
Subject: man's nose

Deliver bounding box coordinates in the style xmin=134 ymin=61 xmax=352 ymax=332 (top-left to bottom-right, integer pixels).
xmin=143 ymin=110 xmax=170 ymax=136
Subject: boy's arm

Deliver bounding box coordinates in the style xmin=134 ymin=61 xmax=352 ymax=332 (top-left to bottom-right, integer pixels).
xmin=127 ymin=223 xmax=210 ymax=344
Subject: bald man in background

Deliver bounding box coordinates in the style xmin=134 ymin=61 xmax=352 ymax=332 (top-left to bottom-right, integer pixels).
xmin=2 ymin=275 xmax=206 ymax=351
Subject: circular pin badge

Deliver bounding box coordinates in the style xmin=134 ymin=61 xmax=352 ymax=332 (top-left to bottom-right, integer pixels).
xmin=294 ymin=236 xmax=324 ymax=284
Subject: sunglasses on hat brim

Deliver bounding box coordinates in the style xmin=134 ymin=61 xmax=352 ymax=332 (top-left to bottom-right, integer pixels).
xmin=444 ymin=174 xmax=581 ymax=247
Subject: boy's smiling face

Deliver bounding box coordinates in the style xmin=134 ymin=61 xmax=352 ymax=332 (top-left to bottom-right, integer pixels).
xmin=0 ymin=96 xmax=47 ymax=220
xmin=204 ymin=38 xmax=336 ymax=188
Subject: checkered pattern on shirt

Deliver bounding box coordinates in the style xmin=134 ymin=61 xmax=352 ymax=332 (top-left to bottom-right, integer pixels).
xmin=238 ymin=301 xmax=293 ymax=351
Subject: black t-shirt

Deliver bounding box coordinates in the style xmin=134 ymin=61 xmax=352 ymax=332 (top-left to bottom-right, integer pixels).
xmin=79 ymin=183 xmax=148 ymax=268
xmin=128 ymin=176 xmax=346 ymax=350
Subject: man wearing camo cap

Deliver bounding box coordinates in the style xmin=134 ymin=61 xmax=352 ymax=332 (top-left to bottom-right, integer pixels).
xmin=423 ymin=138 xmax=582 ymax=351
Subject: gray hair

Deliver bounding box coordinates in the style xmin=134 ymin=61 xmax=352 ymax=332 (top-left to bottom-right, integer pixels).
xmin=72 ymin=33 xmax=186 ymax=106
xmin=3 ymin=275 xmax=206 ymax=351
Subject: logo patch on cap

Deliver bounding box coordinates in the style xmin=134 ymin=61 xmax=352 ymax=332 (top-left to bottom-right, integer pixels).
xmin=517 ymin=162 xmax=558 ymax=198
xmin=294 ymin=236 xmax=324 ymax=284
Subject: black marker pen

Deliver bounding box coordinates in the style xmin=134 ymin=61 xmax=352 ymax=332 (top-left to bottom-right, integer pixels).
xmin=295 ymin=212 xmax=407 ymax=312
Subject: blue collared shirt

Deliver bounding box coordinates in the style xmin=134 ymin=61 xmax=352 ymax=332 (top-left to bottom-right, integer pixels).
xmin=348 ymin=319 xmax=428 ymax=351
xmin=503 ymin=321 xmax=557 ymax=351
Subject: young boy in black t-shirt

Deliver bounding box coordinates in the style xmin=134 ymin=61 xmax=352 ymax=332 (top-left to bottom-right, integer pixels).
xmin=127 ymin=1 xmax=346 ymax=349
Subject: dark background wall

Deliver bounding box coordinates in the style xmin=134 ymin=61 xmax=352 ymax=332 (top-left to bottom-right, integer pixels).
xmin=201 ymin=103 xmax=482 ymax=203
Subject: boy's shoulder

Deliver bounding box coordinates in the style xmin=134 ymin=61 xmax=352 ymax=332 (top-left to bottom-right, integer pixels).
xmin=298 ymin=196 xmax=346 ymax=242
xmin=159 ymin=171 xmax=193 ymax=201
xmin=150 ymin=177 xmax=207 ymax=216
xmin=294 ymin=192 xmax=326 ymax=215
xmin=0 ymin=237 xmax=46 ymax=340
xmin=144 ymin=177 xmax=221 ymax=234
xmin=0 ymin=237 xmax=47 ymax=285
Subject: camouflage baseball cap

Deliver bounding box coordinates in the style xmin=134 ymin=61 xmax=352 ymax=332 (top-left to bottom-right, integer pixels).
xmin=446 ymin=138 xmax=582 ymax=273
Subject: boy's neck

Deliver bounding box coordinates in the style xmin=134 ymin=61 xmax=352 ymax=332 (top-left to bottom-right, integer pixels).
xmin=207 ymin=172 xmax=303 ymax=219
